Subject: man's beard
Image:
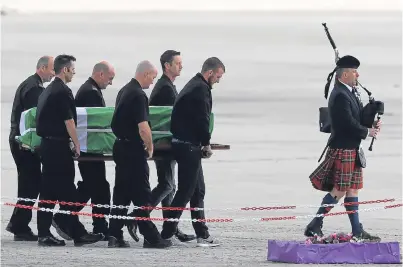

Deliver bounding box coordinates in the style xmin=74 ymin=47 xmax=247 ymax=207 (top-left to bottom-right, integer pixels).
xmin=207 ymin=76 xmax=214 ymax=87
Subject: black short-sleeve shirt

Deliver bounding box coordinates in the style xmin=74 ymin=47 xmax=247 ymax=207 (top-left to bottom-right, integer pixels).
xmin=111 ymin=78 xmax=149 ymax=143
xmin=36 ymin=77 xmax=77 ymax=139
xmin=10 ymin=73 xmax=44 ymax=139
xmin=75 ymin=77 xmax=106 ymax=107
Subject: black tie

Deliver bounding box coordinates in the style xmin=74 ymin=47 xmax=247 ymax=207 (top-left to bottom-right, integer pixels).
xmin=352 ymin=87 xmax=363 ymax=107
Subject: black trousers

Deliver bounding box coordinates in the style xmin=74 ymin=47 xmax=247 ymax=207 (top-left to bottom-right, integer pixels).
xmin=161 ymin=142 xmax=209 ymax=239
xmin=108 ymin=140 xmax=161 ymax=243
xmin=37 ymin=138 xmax=87 ymax=238
xmin=57 ymin=152 xmax=110 ymax=233
xmin=128 ymin=159 xmax=176 ymax=219
xmin=7 ymin=139 xmax=41 ymax=233
xmin=151 ymin=160 xmax=177 ymax=218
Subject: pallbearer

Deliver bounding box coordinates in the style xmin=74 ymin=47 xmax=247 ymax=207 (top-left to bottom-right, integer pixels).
xmin=126 ymin=50 xmax=196 ymax=243
xmin=6 ymin=56 xmax=54 ymax=241
xmin=108 ymin=60 xmax=172 ymax=249
xmin=160 ymin=57 xmax=225 ymax=247
xmin=35 ymin=54 xmax=103 ymax=246
xmin=53 ymin=61 xmax=115 ymax=240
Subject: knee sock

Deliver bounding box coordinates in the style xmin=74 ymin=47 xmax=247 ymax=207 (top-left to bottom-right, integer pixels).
xmin=344 ymin=197 xmax=361 ymax=236
xmin=314 ymin=193 xmax=339 ymax=224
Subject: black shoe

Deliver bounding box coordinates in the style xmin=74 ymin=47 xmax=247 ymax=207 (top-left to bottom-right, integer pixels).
xmin=107 ymin=236 xmax=130 ymax=248
xmin=90 ymin=230 xmax=109 ymax=241
xmin=126 ymin=220 xmax=139 ymax=242
xmin=143 ymin=238 xmax=173 ymax=249
xmin=74 ymin=233 xmax=104 ymax=247
xmin=52 ymin=218 xmax=73 ymax=241
xmin=93 ymin=227 xmax=109 ymax=241
xmin=352 ymin=223 xmax=381 ymax=242
xmin=304 ymin=219 xmax=324 ymax=237
xmin=175 ymin=229 xmax=196 ymax=242
xmin=6 ymin=226 xmax=38 ymax=241
xmin=38 ymin=235 xmax=66 ymax=246
xmin=99 ymin=232 xmax=110 ymax=241
xmin=14 ymin=231 xmax=38 ymax=241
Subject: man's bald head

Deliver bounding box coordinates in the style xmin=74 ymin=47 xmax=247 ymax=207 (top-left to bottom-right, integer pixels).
xmin=93 ymin=61 xmax=114 ymax=74
xmin=135 ymin=60 xmax=156 ymax=75
xmin=135 ymin=60 xmax=158 ymax=89
xmin=36 ymin=55 xmax=54 ymax=83
xmin=91 ymin=61 xmax=115 ymax=89
xmin=36 ymin=56 xmax=52 ymax=69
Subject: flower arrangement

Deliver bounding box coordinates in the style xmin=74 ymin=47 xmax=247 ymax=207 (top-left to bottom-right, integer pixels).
xmin=305 ymin=232 xmax=353 ymax=244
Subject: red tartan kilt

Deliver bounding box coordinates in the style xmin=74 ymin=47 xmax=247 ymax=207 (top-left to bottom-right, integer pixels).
xmin=309 ymin=148 xmax=363 ymax=192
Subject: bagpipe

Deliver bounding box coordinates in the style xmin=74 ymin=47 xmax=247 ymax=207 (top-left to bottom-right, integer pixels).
xmin=319 ymin=23 xmax=384 ymax=152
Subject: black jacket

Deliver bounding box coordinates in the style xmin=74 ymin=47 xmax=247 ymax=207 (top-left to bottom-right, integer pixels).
xmin=10 ymin=73 xmax=44 ymax=139
xmin=149 ymin=74 xmax=178 ymax=106
xmin=328 ymin=80 xmax=368 ymax=149
xmin=170 ymin=73 xmax=212 ymax=146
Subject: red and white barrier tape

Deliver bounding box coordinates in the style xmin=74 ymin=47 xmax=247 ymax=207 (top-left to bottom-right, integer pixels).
xmin=1 ymin=196 xmax=400 ymax=212
xmin=2 ymin=201 xmax=402 ymax=223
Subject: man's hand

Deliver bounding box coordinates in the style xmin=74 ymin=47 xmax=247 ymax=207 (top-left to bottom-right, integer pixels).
xmin=368 ymin=127 xmax=380 ymax=139
xmin=146 ymin=147 xmax=153 ymax=159
xmin=70 ymin=141 xmax=80 ymax=158
xmin=201 ymin=145 xmax=213 ymax=158
xmin=74 ymin=144 xmax=81 ymax=158
xmin=373 ymin=119 xmax=382 ymax=130
xmin=65 ymin=118 xmax=80 ymax=158
xmin=138 ymin=121 xmax=153 ymax=159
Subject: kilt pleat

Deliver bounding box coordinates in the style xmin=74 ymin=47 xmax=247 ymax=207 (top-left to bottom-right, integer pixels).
xmin=309 ymin=148 xmax=363 ymax=192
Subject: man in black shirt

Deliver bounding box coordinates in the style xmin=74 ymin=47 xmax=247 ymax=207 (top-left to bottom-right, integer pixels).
xmin=35 ymin=54 xmax=103 ymax=246
xmin=160 ymin=57 xmax=225 ymax=247
xmin=126 ymin=50 xmax=195 ymax=243
xmin=6 ymin=56 xmax=54 ymax=241
xmin=52 ymin=61 xmax=115 ymax=240
xmin=107 ymin=60 xmax=172 ymax=249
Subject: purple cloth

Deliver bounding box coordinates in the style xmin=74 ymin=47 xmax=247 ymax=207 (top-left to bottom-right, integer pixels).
xmin=267 ymin=240 xmax=401 ymax=264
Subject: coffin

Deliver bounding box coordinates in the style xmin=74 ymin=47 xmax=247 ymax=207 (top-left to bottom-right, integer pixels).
xmin=15 ymin=106 xmax=229 ymax=161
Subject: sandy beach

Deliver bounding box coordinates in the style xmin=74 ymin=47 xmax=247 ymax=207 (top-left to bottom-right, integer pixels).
xmin=1 ymin=10 xmax=402 ymax=266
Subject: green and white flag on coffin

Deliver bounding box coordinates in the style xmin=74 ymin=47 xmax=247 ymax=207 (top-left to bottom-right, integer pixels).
xmin=16 ymin=106 xmax=215 ymax=155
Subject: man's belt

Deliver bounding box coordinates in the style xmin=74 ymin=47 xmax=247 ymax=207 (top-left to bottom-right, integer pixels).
xmin=116 ymin=138 xmax=138 ymax=142
xmin=171 ymin=138 xmax=200 ymax=146
xmin=43 ymin=136 xmax=69 ymax=141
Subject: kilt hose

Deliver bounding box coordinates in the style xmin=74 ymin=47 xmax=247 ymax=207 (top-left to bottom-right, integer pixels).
xmin=310 ymin=148 xmax=363 ymax=192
